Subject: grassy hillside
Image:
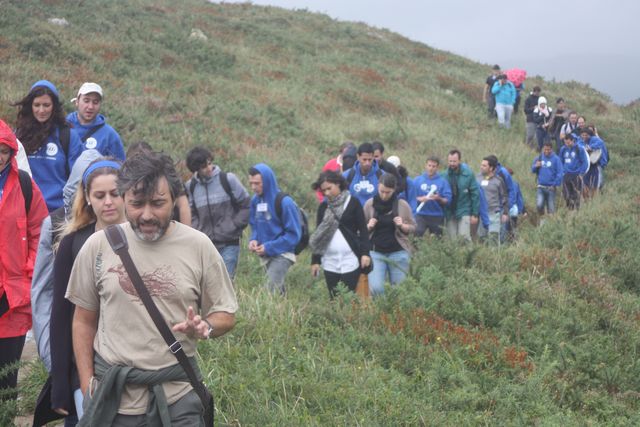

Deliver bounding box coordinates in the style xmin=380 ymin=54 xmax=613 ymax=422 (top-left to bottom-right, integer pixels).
xmin=2 ymin=0 xmax=640 ymax=425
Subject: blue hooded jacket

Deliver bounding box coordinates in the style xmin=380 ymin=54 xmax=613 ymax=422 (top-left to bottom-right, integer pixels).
xmin=249 ymin=163 xmax=301 ymax=257
xmin=27 ymin=126 xmax=83 ymax=212
xmin=66 ymin=112 xmax=126 ymax=161
xmin=531 ymin=152 xmax=563 ymax=186
xmin=343 ymin=160 xmax=383 ymax=206
xmin=412 ymin=172 xmax=452 ymax=217
xmin=476 ymin=183 xmax=491 ymax=229
xmin=582 ymin=135 xmax=609 ymax=168
xmin=559 ymin=142 xmax=589 ymax=175
xmin=513 ymin=181 xmax=526 ymax=215
xmin=496 ymin=164 xmax=516 ymax=208
xmin=491 ymin=80 xmax=516 ymax=105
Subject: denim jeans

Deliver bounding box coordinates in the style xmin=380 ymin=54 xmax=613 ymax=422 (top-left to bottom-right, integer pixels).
xmin=264 ymin=255 xmax=294 ymax=295
xmin=368 ymin=250 xmax=410 ymax=296
xmin=216 ymin=244 xmax=240 ymax=279
xmin=536 ymin=187 xmax=556 ymax=214
xmin=495 ymin=103 xmax=514 ymax=128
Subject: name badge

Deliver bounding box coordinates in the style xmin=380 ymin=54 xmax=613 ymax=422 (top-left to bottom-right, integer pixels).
xmin=481 ymin=180 xmax=489 ymax=187
xmin=257 ymin=203 xmax=268 ymax=212
xmin=360 ymin=180 xmax=370 ymax=187
xmin=565 ymin=158 xmax=571 ymax=163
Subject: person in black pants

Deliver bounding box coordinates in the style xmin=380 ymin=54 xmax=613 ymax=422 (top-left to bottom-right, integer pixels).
xmin=310 ymin=171 xmax=371 ymax=298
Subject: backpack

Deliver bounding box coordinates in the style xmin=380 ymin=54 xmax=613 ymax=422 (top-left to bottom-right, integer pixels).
xmin=274 ymin=192 xmax=309 ymax=255
xmin=189 ymin=171 xmax=239 ymax=219
xmin=345 ymin=167 xmax=383 ymax=187
xmin=18 ymin=169 xmax=32 ymax=214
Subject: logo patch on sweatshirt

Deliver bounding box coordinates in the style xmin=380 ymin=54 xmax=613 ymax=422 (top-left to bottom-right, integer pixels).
xmin=46 ymin=143 xmax=58 ymax=157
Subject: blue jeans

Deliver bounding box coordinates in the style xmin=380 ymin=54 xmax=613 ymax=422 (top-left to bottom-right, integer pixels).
xmin=368 ymin=250 xmax=410 ymax=296
xmin=216 ymin=244 xmax=240 ymax=279
xmin=536 ymin=186 xmax=556 ymax=214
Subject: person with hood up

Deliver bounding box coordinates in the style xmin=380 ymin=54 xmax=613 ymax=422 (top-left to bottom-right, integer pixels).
xmin=491 ymin=74 xmax=516 ymax=129
xmin=533 ymin=96 xmax=553 ymax=151
xmin=343 ymin=142 xmax=384 ymax=207
xmin=13 ymin=80 xmax=84 ymax=212
xmin=580 ymin=126 xmax=609 ymax=198
xmin=0 ymin=119 xmax=49 ymax=411
xmin=66 ymin=82 xmax=125 ymax=161
xmin=248 ymin=163 xmax=302 ymax=294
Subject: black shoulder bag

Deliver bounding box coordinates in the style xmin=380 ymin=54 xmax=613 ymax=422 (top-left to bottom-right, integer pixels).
xmin=104 ymin=225 xmax=214 ymax=426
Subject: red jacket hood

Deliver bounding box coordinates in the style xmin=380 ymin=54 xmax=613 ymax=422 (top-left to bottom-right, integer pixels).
xmin=0 ymin=119 xmax=18 ymax=173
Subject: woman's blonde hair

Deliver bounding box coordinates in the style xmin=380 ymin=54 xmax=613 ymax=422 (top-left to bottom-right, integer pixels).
xmin=53 ymin=158 xmax=121 ymax=251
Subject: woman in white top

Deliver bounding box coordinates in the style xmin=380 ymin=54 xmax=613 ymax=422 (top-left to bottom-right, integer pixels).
xmin=310 ymin=171 xmax=371 ymax=298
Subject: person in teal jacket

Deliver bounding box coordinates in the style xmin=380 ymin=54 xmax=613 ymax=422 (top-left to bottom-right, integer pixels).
xmin=491 ymin=74 xmax=516 ymax=129
xmin=442 ymin=149 xmax=480 ymax=242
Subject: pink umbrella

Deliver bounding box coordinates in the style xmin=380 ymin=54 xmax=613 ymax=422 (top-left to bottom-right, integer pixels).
xmin=505 ymin=68 xmax=527 ymax=87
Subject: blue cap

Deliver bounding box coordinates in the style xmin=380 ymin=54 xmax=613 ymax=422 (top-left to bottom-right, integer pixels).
xmin=30 ymin=80 xmax=60 ymax=100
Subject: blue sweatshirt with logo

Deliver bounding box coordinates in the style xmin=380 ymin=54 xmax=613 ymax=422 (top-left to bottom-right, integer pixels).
xmin=581 ymin=135 xmax=609 ymax=168
xmin=412 ymin=172 xmax=452 ymax=217
xmin=249 ymin=163 xmax=301 ymax=257
xmin=531 ymin=152 xmax=563 ymax=186
xmin=343 ymin=160 xmax=383 ymax=206
xmin=559 ymin=143 xmax=589 ymax=175
xmin=66 ymin=112 xmax=125 ymax=161
xmin=26 ymin=127 xmax=83 ymax=212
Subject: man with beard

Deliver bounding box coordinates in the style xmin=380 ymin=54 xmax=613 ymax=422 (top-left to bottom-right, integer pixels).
xmin=66 ymin=151 xmax=237 ymax=426
xmin=442 ymin=149 xmax=480 ymax=242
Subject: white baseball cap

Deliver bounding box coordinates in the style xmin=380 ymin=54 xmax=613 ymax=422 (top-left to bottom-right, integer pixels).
xmin=71 ymin=82 xmax=103 ymax=103
xmin=387 ymin=155 xmax=401 ymax=168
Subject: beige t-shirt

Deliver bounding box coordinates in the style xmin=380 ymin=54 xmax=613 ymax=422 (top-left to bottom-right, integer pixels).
xmin=66 ymin=222 xmax=238 ymax=415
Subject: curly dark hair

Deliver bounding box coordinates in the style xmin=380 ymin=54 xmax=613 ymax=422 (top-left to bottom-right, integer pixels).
xmin=118 ymin=151 xmax=182 ymax=202
xmin=13 ymin=86 xmax=68 ymax=154
xmin=311 ymin=170 xmax=347 ymax=191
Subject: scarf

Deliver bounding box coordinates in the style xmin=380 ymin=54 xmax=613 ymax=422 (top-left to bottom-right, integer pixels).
xmin=372 ymin=194 xmax=395 ymax=218
xmin=309 ymin=190 xmax=350 ymax=255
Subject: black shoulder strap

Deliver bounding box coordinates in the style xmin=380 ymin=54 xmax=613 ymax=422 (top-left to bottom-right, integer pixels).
xmin=103 ymin=225 xmax=213 ymax=424
xmin=18 ymin=169 xmax=32 ymax=214
xmin=188 ymin=179 xmax=198 ymax=219
xmin=219 ymin=171 xmax=238 ymax=211
xmin=346 ymin=168 xmax=356 ymax=186
xmin=376 ymin=169 xmax=383 ymax=180
xmin=275 ymin=192 xmax=287 ymax=220
xmin=392 ymin=199 xmax=399 ymax=217
xmin=81 ymin=123 xmax=105 ymax=142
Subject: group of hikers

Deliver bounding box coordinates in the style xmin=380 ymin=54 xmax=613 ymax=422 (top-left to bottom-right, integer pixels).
xmin=0 ymin=75 xmax=611 ymax=425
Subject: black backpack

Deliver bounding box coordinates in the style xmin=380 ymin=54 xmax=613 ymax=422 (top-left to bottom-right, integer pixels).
xmin=18 ymin=169 xmax=33 ymax=214
xmin=274 ymin=192 xmax=309 ymax=255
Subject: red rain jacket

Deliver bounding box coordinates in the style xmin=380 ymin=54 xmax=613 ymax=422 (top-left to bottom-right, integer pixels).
xmin=0 ymin=119 xmax=48 ymax=338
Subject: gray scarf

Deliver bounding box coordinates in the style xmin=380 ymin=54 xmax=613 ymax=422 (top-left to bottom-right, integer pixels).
xmin=309 ymin=191 xmax=350 ymax=255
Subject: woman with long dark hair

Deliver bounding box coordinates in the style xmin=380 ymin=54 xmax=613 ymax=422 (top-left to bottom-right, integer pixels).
xmin=310 ymin=170 xmax=370 ymax=297
xmin=363 ymin=173 xmax=415 ymax=296
xmin=14 ymin=80 xmax=83 ymax=212
xmin=47 ymin=158 xmax=124 ymax=423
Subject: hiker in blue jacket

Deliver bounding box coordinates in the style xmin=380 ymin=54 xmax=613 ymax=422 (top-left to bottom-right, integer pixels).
xmin=412 ymin=156 xmax=451 ymax=237
xmin=559 ymin=133 xmax=589 ymax=210
xmin=343 ymin=142 xmax=384 ymax=206
xmin=579 ymin=127 xmax=609 ymax=198
xmin=491 ymin=74 xmax=516 ymax=128
xmin=14 ymin=80 xmax=83 ymax=212
xmin=248 ymin=163 xmax=301 ymax=295
xmin=66 ymin=82 xmax=125 ymax=161
xmin=531 ymin=141 xmax=563 ymax=216
xmin=473 ymin=182 xmax=491 ymax=241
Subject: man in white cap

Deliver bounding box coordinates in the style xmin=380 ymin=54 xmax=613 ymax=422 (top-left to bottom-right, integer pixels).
xmin=66 ymin=82 xmax=125 ymax=160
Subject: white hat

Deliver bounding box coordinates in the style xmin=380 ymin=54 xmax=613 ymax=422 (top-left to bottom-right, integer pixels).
xmin=537 ymin=96 xmax=547 ymax=107
xmin=387 ymin=155 xmax=401 ymax=167
xmin=71 ymin=82 xmax=103 ymax=103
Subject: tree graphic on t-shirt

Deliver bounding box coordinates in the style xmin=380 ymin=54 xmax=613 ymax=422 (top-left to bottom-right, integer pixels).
xmin=108 ymin=264 xmax=177 ymax=302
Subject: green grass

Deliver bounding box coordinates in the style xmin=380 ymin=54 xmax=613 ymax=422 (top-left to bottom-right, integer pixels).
xmin=2 ymin=0 xmax=640 ymax=425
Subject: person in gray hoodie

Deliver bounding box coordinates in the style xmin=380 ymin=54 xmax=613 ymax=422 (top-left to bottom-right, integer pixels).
xmin=185 ymin=146 xmax=250 ymax=279
xmin=476 ymin=156 xmax=508 ymax=244
xmin=31 ymin=149 xmax=101 ymax=371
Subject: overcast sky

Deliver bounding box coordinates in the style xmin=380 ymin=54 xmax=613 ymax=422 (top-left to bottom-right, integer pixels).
xmin=221 ymin=0 xmax=640 ymax=104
